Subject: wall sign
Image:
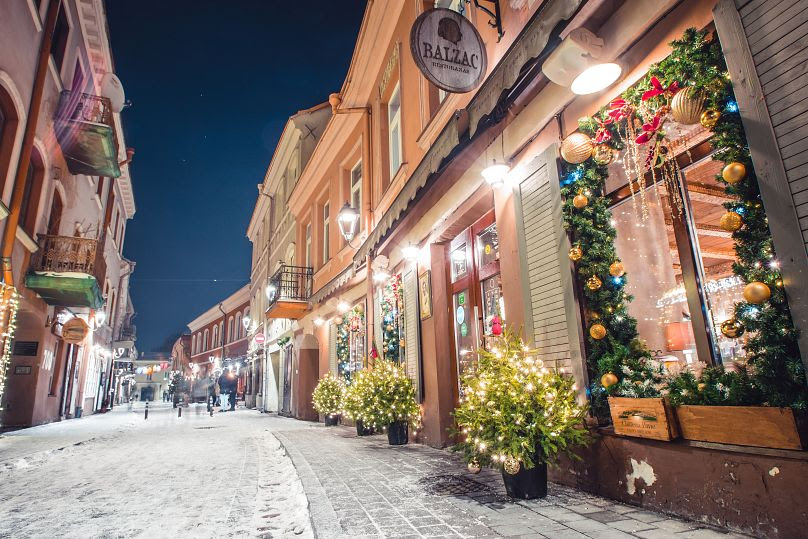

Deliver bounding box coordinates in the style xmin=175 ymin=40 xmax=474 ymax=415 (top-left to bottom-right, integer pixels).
xmin=62 ymin=317 xmax=89 ymax=344
xmin=410 ymin=8 xmax=487 ymax=93
xmin=419 ymin=271 xmax=433 ymax=320
xmin=13 ymin=341 xmax=39 ymax=357
xmin=14 ymin=365 xmax=32 ymax=375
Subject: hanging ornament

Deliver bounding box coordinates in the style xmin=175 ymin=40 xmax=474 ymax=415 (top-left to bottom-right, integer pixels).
xmin=743 ymin=281 xmax=771 ymax=304
xmin=335 ymin=317 xmax=344 ymax=325
xmin=572 ymin=193 xmax=589 ymax=209
xmin=697 ymin=383 xmax=706 ymax=392
xmin=720 ymin=318 xmax=745 ymax=339
xmin=608 ymin=261 xmax=625 ymax=277
xmin=586 ymin=275 xmax=602 ymax=291
xmin=722 ymin=162 xmax=746 ymax=184
xmin=491 ymin=315 xmax=503 ymax=336
xmin=600 ymin=372 xmax=618 ymax=388
xmin=700 ymin=109 xmax=721 ymax=130
xmin=386 ymin=324 xmax=394 ymax=331
xmin=560 ymin=132 xmax=593 ymax=164
xmin=503 ymin=456 xmax=521 ymax=475
xmin=719 ymin=211 xmax=743 ymax=232
xmin=568 ymin=246 xmax=583 ymax=261
xmin=467 ymin=460 xmax=481 ymax=474
xmin=591 ymin=144 xmax=614 ymax=165
xmin=590 ymin=323 xmax=607 ymax=340
xmin=670 ymin=87 xmax=705 ymax=125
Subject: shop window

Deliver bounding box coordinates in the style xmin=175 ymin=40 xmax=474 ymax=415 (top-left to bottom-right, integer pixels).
xmin=609 ymin=145 xmax=747 ymax=367
xmin=448 ymin=212 xmax=503 ymax=389
xmin=336 ymin=305 xmax=366 ymax=382
xmin=379 ymin=273 xmax=405 ymax=363
xmin=388 ymin=83 xmax=402 ymax=178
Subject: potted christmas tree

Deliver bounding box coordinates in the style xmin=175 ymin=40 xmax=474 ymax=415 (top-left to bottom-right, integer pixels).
xmin=365 ymin=360 xmax=421 ymax=445
xmin=342 ymin=369 xmax=375 ymax=436
xmin=453 ymin=330 xmax=589 ymax=499
xmin=312 ymin=373 xmax=344 ymax=426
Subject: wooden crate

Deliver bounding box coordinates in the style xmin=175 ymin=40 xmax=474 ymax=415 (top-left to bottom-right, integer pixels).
xmin=676 ymin=405 xmax=807 ymax=450
xmin=608 ymin=397 xmax=679 ymax=441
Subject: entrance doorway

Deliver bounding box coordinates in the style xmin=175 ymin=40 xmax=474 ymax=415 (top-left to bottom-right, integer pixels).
xmin=447 ymin=211 xmax=503 ymax=392
xmin=281 ymin=345 xmax=292 ymax=415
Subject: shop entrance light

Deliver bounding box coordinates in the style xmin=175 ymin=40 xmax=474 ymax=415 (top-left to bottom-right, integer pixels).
xmin=402 ymin=242 xmax=419 ymax=262
xmin=541 ymin=28 xmax=622 ymax=95
xmin=337 ymin=203 xmax=360 ymax=242
xmin=481 ymin=159 xmax=510 ymax=188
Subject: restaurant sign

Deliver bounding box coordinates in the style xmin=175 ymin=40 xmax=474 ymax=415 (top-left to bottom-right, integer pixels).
xmin=410 ymin=8 xmax=487 ymax=93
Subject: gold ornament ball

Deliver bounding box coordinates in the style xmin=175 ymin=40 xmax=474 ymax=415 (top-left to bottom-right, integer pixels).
xmin=719 ymin=211 xmax=743 ymax=232
xmin=697 ymin=383 xmax=706 ymax=392
xmin=568 ymin=246 xmax=583 ymax=261
xmin=590 ymin=323 xmax=607 ymax=340
xmin=503 ymin=456 xmax=521 ymax=475
xmin=586 ymin=275 xmax=602 ymax=291
xmin=560 ymin=132 xmax=594 ymax=164
xmin=467 ymin=460 xmax=481 ymax=474
xmin=700 ymin=109 xmax=721 ymax=130
xmin=609 ymin=261 xmax=625 ymax=277
xmin=572 ymin=194 xmax=589 ymax=209
xmin=601 ymin=372 xmax=618 ymax=388
xmin=722 ymin=162 xmax=746 ymax=184
xmin=671 ymin=87 xmax=706 ymax=125
xmin=743 ymin=281 xmax=771 ymax=304
xmin=592 ymin=144 xmax=614 ymax=165
xmin=720 ymin=318 xmax=745 ymax=339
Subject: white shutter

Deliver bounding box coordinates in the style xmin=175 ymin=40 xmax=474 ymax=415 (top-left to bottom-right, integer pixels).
xmin=402 ymin=268 xmax=422 ymax=399
xmin=328 ymin=322 xmax=337 ymax=375
xmin=516 ymin=148 xmax=583 ymax=374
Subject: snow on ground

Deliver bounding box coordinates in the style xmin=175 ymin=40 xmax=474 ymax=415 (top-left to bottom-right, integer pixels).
xmin=0 ymin=404 xmax=313 ymax=538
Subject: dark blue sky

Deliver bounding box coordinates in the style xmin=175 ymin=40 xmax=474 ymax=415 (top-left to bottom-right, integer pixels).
xmin=107 ymin=1 xmax=366 ymax=352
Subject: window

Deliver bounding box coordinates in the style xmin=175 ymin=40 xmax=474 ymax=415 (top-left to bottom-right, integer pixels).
xmin=236 ymin=312 xmax=242 ymax=340
xmin=322 ymin=201 xmax=330 ymax=263
xmin=388 ymin=83 xmax=402 ymax=178
xmin=305 ymin=223 xmax=312 ymax=268
xmin=212 ymin=325 xmax=218 ymax=349
xmin=350 ymin=161 xmax=362 ymax=216
xmin=219 ymin=321 xmax=224 ymax=346
xmin=113 ymin=210 xmax=120 ymax=242
xmin=228 ymin=317 xmax=234 ymax=343
xmin=96 ymin=177 xmax=104 ymax=198
xmin=203 ymin=329 xmax=209 ymax=352
xmin=47 ymin=192 xmax=63 ymax=236
xmin=51 ymin=2 xmax=69 ymax=73
xmin=19 ymin=150 xmax=44 ymax=236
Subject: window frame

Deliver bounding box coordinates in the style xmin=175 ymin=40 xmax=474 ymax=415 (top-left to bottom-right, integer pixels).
xmin=350 ymin=160 xmax=362 ymax=218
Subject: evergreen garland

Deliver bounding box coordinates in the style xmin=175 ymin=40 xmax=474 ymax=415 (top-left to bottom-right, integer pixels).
xmin=561 ymin=28 xmax=806 ymax=410
xmin=380 ymin=274 xmax=404 ymax=362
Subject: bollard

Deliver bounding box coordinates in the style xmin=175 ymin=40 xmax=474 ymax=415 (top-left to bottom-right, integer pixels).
xmin=144 ymin=401 xmax=149 ymax=420
xmin=178 ymin=406 xmax=182 ymax=418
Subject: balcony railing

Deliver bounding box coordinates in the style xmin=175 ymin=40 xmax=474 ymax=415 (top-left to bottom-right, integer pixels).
xmin=54 ymin=91 xmax=120 ymax=177
xmin=32 ymin=235 xmax=99 ymax=274
xmin=266 ymin=264 xmax=313 ymax=319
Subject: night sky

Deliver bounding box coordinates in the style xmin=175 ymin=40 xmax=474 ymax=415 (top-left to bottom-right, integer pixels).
xmin=106 ymin=1 xmax=366 ymax=352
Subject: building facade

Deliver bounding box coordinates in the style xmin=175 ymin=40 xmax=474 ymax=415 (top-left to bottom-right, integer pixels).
xmin=247 ymin=102 xmax=330 ymax=414
xmin=187 ymin=285 xmax=250 ymax=400
xmin=131 ymin=353 xmax=170 ymax=402
xmin=0 ymin=0 xmax=137 ymax=427
xmin=258 ymin=0 xmax=808 ymax=535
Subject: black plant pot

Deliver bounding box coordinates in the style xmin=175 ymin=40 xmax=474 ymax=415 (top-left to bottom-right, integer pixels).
xmin=387 ymin=421 xmax=408 ymax=445
xmin=324 ymin=414 xmax=339 ymax=426
xmin=355 ymin=419 xmax=374 ymax=436
xmin=501 ymin=462 xmax=548 ymax=499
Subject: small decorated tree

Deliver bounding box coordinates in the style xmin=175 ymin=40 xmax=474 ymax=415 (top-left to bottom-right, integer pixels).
xmin=342 ymin=368 xmax=376 ymax=435
xmin=453 ymin=330 xmax=589 ymax=499
xmin=312 ymin=373 xmax=344 ymax=426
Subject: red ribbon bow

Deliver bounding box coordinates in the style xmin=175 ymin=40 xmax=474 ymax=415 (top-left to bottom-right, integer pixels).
xmin=593 ymin=116 xmax=613 ymax=144
xmin=635 ymin=112 xmax=663 ymax=145
xmin=641 ymin=76 xmax=679 ymax=102
xmin=607 ymin=98 xmax=632 ymax=122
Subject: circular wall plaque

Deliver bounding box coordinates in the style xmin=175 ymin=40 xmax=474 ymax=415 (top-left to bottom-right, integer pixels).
xmin=62 ymin=317 xmax=89 ymax=344
xmin=410 ymin=8 xmax=488 ymax=94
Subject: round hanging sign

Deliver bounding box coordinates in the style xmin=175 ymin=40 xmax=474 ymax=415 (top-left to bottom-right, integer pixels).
xmin=410 ymin=8 xmax=488 ymax=94
xmin=62 ymin=317 xmax=90 ymax=344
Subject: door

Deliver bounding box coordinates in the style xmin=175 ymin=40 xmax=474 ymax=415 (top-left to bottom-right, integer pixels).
xmin=448 ymin=211 xmax=503 ymax=392
xmin=281 ymin=345 xmax=292 ymax=414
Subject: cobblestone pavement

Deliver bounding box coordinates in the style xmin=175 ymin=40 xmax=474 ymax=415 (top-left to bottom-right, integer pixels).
xmin=276 ymin=424 xmax=749 ymax=539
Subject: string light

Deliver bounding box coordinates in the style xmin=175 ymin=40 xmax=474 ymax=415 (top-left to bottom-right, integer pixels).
xmin=0 ymin=285 xmax=21 ymax=411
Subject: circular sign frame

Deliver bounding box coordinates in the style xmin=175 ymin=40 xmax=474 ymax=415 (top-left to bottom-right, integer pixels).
xmin=62 ymin=317 xmax=90 ymax=344
xmin=410 ymin=8 xmax=488 ymax=94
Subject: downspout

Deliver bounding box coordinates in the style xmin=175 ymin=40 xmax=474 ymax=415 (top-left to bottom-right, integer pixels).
xmin=1 ymin=0 xmax=61 ymax=285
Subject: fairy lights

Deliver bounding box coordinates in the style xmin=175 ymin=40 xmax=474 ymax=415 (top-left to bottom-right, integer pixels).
xmin=0 ymin=284 xmax=20 ymax=412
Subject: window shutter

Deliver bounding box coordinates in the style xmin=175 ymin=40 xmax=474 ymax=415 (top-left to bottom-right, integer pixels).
xmin=516 ymin=147 xmax=584 ymax=374
xmin=402 ymin=268 xmax=422 ymax=399
xmin=328 ymin=322 xmax=337 ymax=375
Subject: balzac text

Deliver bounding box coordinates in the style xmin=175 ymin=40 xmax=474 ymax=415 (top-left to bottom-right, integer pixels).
xmin=421 ymin=42 xmax=479 ymax=73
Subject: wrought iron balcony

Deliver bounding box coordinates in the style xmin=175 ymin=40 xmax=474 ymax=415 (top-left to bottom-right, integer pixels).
xmin=54 ymin=90 xmax=121 ymax=178
xmin=25 ymin=235 xmax=104 ymax=309
xmin=265 ymin=264 xmax=312 ymax=320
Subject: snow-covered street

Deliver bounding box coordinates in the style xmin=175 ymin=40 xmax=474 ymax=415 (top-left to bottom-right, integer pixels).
xmin=0 ymin=404 xmax=311 ymax=538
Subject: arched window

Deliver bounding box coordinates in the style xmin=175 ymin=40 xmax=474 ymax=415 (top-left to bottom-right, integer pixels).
xmin=0 ymin=82 xmax=21 ymax=197
xmin=235 ymin=312 xmax=242 ymax=339
xmin=219 ymin=321 xmax=224 ymax=346
xmin=212 ymin=325 xmax=218 ymax=349
xmin=47 ymin=191 xmax=63 ymax=235
xmin=192 ymin=334 xmax=197 ymax=355
xmin=20 ymin=147 xmax=45 ymax=235
xmin=203 ymin=329 xmax=209 ymax=352
xmin=228 ymin=316 xmax=234 ymax=343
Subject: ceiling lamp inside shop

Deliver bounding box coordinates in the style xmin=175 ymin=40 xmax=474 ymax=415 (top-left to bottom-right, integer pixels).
xmin=541 ymin=28 xmax=622 ymax=95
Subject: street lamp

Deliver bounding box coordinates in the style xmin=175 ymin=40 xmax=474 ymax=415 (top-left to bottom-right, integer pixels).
xmin=481 ymin=159 xmax=510 ymax=188
xmin=94 ymin=310 xmax=106 ymax=328
xmin=337 ymin=203 xmax=360 ymax=243
xmin=265 ymin=283 xmax=277 ymax=299
xmin=242 ymin=316 xmax=251 ymax=331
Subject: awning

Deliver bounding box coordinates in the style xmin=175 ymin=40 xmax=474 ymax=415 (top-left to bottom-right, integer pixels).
xmin=309 ymin=265 xmax=355 ymax=306
xmin=352 ymin=0 xmax=580 ymax=263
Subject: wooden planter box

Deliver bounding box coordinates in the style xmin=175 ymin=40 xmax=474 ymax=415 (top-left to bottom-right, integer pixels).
xmin=675 ymin=405 xmax=808 ymax=450
xmin=608 ymin=397 xmax=679 ymax=441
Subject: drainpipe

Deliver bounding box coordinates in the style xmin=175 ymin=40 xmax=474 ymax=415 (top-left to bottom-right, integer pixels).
xmin=1 ymin=0 xmax=61 ymax=285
